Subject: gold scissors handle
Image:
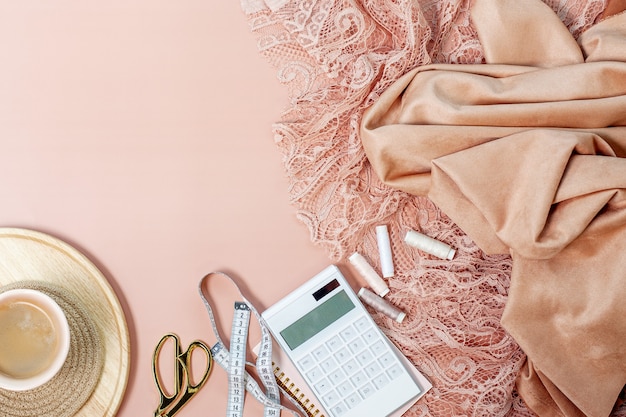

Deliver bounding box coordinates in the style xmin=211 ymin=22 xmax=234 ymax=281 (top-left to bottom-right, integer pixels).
xmin=153 ymin=333 xmax=213 ymax=417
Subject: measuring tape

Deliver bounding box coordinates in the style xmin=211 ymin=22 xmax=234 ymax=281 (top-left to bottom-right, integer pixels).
xmin=228 ymin=302 xmax=249 ymax=416
xmin=198 ymin=272 xmax=305 ymax=417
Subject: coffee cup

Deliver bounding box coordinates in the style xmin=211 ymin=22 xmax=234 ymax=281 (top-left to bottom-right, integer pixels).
xmin=0 ymin=289 xmax=71 ymax=391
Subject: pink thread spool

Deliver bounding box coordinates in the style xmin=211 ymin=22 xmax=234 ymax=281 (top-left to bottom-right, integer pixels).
xmin=348 ymin=252 xmax=389 ymax=297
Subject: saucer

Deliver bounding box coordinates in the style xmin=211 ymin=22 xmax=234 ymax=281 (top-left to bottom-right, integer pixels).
xmin=0 ymin=228 xmax=130 ymax=417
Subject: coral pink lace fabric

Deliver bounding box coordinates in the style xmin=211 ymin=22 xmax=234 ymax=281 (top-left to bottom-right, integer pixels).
xmin=238 ymin=0 xmax=625 ymax=416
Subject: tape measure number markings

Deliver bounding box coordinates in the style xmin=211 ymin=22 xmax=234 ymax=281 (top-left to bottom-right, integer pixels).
xmin=198 ymin=273 xmax=302 ymax=417
xmin=227 ymin=302 xmax=249 ymax=417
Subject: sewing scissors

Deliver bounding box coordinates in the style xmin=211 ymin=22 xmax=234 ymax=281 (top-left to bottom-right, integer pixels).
xmin=152 ymin=333 xmax=213 ymax=417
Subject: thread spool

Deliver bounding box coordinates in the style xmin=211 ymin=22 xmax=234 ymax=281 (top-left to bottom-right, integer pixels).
xmin=375 ymin=225 xmax=394 ymax=278
xmin=358 ymin=288 xmax=406 ymax=323
xmin=404 ymin=230 xmax=455 ymax=260
xmin=348 ymin=252 xmax=389 ymax=297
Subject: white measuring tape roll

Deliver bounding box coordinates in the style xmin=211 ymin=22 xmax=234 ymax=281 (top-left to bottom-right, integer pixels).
xmin=198 ymin=272 xmax=305 ymax=417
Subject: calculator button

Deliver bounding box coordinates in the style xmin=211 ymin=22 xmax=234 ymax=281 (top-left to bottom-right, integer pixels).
xmin=354 ymin=316 xmax=370 ymax=332
xmin=350 ymin=370 xmax=367 ymax=387
xmin=362 ymin=327 xmax=379 ymax=344
xmin=306 ymin=366 xmax=324 ymax=383
xmin=373 ymin=372 xmax=390 ymax=389
xmin=322 ymin=389 xmax=341 ymax=407
xmin=339 ymin=325 xmax=358 ymax=342
xmin=314 ymin=378 xmax=332 ymax=395
xmin=312 ymin=345 xmax=330 ymax=361
xmin=326 ymin=335 xmax=344 ymax=351
xmin=331 ymin=403 xmax=348 ymax=416
xmin=342 ymin=359 xmax=359 ymax=375
xmin=370 ymin=340 xmax=387 ymax=356
xmin=334 ymin=347 xmax=351 ymax=363
xmin=345 ymin=392 xmax=362 ymax=409
xmin=347 ymin=337 xmax=365 ymax=353
xmin=298 ymin=354 xmax=315 ymax=371
xmin=319 ymin=357 xmax=338 ymax=373
xmin=364 ymin=361 xmax=382 ymax=377
xmin=358 ymin=382 xmax=376 ymax=399
xmin=378 ymin=352 xmax=396 ymax=368
xmin=355 ymin=349 xmax=374 ymax=365
xmin=387 ymin=364 xmax=404 ymax=380
xmin=336 ymin=380 xmax=354 ymax=396
xmin=327 ymin=368 xmax=346 ymax=385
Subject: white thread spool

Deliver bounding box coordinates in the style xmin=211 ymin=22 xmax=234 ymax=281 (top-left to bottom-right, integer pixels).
xmin=358 ymin=288 xmax=406 ymax=323
xmin=404 ymin=230 xmax=456 ymax=260
xmin=348 ymin=252 xmax=390 ymax=297
xmin=376 ymin=225 xmax=394 ymax=278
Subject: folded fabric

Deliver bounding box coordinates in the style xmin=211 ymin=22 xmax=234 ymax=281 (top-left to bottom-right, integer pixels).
xmin=361 ymin=0 xmax=626 ymax=416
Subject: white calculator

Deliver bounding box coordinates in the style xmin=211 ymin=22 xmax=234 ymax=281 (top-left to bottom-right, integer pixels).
xmin=262 ymin=265 xmax=422 ymax=417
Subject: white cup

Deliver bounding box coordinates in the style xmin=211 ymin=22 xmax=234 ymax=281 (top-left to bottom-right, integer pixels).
xmin=0 ymin=289 xmax=71 ymax=391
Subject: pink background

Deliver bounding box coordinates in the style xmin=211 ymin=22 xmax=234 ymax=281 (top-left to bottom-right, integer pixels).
xmin=0 ymin=1 xmax=332 ymax=415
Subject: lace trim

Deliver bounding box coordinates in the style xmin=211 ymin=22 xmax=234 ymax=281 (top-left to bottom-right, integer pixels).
xmin=239 ymin=1 xmax=626 ymax=416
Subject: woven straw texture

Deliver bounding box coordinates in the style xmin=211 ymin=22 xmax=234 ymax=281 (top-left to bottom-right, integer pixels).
xmin=0 ymin=281 xmax=104 ymax=417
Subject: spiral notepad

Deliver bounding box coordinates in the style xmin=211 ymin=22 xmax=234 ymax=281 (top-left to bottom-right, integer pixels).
xmin=252 ymin=342 xmax=327 ymax=416
xmin=272 ymin=362 xmax=325 ymax=417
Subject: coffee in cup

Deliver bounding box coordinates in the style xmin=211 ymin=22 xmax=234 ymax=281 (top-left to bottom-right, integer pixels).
xmin=0 ymin=289 xmax=70 ymax=391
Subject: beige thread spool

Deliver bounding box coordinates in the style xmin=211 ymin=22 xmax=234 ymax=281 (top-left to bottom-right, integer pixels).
xmin=404 ymin=230 xmax=456 ymax=260
xmin=348 ymin=252 xmax=389 ymax=297
xmin=358 ymin=288 xmax=406 ymax=323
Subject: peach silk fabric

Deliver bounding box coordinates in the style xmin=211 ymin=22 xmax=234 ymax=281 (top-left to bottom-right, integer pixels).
xmin=361 ymin=1 xmax=626 ymax=416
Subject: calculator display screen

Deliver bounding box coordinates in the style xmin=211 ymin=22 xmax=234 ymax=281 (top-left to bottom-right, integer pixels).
xmin=280 ymin=290 xmax=355 ymax=350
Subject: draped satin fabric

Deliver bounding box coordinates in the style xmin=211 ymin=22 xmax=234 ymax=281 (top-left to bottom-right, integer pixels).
xmin=360 ymin=1 xmax=626 ymax=416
